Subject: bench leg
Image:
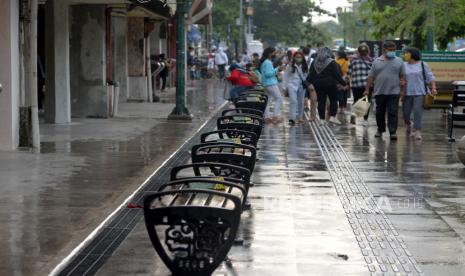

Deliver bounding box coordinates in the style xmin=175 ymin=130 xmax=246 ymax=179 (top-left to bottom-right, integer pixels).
xmin=448 ymin=113 xmax=455 ymax=142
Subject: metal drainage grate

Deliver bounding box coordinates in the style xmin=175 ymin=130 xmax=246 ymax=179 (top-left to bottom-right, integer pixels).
xmin=57 ymin=117 xmax=220 ymax=276
xmin=307 ymin=117 xmax=424 ymax=276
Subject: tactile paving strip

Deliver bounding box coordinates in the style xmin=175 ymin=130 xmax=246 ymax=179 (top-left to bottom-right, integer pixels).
xmin=308 ymin=119 xmax=424 ymax=276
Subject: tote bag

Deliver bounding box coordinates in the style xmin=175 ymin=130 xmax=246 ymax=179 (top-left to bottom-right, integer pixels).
xmin=352 ymin=96 xmax=371 ymax=117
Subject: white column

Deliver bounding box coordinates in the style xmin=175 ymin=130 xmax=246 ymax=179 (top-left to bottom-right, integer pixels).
xmin=0 ymin=0 xmax=20 ymax=150
xmin=44 ymin=0 xmax=71 ymax=124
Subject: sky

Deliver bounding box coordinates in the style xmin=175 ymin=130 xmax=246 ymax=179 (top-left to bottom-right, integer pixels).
xmin=313 ymin=0 xmax=351 ymax=23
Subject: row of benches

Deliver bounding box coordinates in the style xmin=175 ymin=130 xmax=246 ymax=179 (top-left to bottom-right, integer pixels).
xmin=141 ymin=88 xmax=269 ymax=276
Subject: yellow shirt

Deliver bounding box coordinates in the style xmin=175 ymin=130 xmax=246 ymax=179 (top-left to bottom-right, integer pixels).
xmin=336 ymin=58 xmax=349 ymax=77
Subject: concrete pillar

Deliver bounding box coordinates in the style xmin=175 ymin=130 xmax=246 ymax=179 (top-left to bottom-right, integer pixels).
xmin=150 ymin=23 xmax=163 ymax=56
xmin=127 ymin=17 xmax=148 ymax=101
xmin=112 ymin=15 xmax=129 ymax=102
xmin=44 ymin=0 xmax=71 ymax=124
xmin=0 ymin=0 xmax=20 ymax=150
xmin=70 ymin=5 xmax=107 ymax=118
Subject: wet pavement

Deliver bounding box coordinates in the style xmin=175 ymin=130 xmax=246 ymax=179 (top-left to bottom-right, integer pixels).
xmin=331 ymin=110 xmax=465 ymax=275
xmin=0 ymin=81 xmax=225 ymax=276
xmin=2 ymin=87 xmax=465 ymax=275
xmin=95 ymin=106 xmax=465 ymax=276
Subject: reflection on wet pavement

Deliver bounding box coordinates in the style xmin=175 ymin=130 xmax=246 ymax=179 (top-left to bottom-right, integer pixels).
xmin=331 ymin=110 xmax=465 ymax=275
xmin=3 ymin=87 xmax=465 ymax=275
xmin=0 ymin=81 xmax=225 ymax=276
xmin=97 ymin=108 xmax=465 ymax=276
xmin=97 ymin=119 xmax=368 ymax=276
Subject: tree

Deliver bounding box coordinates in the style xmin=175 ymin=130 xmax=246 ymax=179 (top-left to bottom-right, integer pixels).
xmin=211 ymin=0 xmax=241 ymax=43
xmin=299 ymin=21 xmax=333 ymax=47
xmin=252 ymin=0 xmax=330 ymax=46
xmin=364 ymin=0 xmax=465 ymax=49
xmin=211 ymin=0 xmax=331 ymax=47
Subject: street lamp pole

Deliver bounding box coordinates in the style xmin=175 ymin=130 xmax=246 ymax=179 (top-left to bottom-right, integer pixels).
xmin=238 ymin=0 xmax=244 ymax=61
xmin=426 ymin=0 xmax=434 ymax=50
xmin=169 ymin=0 xmax=193 ymax=120
xmin=336 ymin=7 xmax=346 ymax=48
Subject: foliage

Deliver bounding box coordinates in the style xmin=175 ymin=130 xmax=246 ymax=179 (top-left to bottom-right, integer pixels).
xmin=365 ymin=0 xmax=465 ymax=49
xmin=211 ymin=0 xmax=241 ymax=43
xmin=299 ymin=20 xmax=333 ymax=47
xmin=252 ymin=0 xmax=325 ymax=45
xmin=211 ymin=0 xmax=331 ymax=46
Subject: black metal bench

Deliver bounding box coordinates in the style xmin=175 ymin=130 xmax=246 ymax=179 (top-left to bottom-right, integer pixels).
xmin=447 ymin=88 xmax=465 ymax=142
xmin=233 ymin=94 xmax=268 ymax=113
xmin=201 ymin=129 xmax=259 ymax=147
xmin=142 ymin=104 xmax=266 ymax=275
xmin=143 ymin=189 xmax=242 ymax=276
xmin=222 ymin=108 xmax=264 ymax=118
xmin=170 ymin=162 xmax=252 ymax=196
xmin=217 ymin=114 xmax=264 ymax=140
xmin=191 ymin=142 xmax=257 ymax=173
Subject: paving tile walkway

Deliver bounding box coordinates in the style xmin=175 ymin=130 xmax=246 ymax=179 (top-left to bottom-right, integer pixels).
xmin=0 ymin=81 xmax=225 ymax=276
xmin=95 ymin=108 xmax=465 ymax=276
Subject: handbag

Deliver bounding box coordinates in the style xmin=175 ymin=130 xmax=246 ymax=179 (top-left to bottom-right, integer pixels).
xmin=352 ymin=96 xmax=371 ymax=117
xmin=421 ymin=61 xmax=435 ymax=109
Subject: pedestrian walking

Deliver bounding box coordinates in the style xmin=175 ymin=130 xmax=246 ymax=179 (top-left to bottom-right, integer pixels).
xmin=336 ymin=49 xmax=350 ymax=114
xmin=215 ymin=47 xmax=228 ymax=80
xmin=364 ymin=41 xmax=406 ymax=140
xmin=283 ymin=52 xmax=309 ymax=125
xmin=402 ymin=47 xmax=437 ymax=141
xmin=302 ymin=47 xmax=312 ymax=112
xmin=242 ymin=51 xmax=250 ymax=65
xmin=305 ymin=47 xmax=346 ymax=125
xmin=348 ymin=44 xmax=374 ymax=125
xmin=260 ymin=47 xmax=284 ymax=124
xmin=158 ymin=54 xmax=171 ymax=91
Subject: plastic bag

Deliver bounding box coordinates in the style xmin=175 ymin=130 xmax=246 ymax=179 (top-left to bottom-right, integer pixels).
xmin=352 ymin=96 xmax=371 ymax=117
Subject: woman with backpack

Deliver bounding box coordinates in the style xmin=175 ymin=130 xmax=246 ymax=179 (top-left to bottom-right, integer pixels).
xmin=260 ymin=47 xmax=284 ymax=124
xmin=402 ymin=47 xmax=437 ymax=141
xmin=283 ymin=52 xmax=309 ymax=125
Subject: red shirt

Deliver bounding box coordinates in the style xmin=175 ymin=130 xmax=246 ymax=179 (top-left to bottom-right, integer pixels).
xmin=227 ymin=69 xmax=254 ymax=87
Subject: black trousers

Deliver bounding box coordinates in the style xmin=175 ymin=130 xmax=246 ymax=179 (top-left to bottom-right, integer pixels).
xmin=337 ymin=90 xmax=349 ymax=108
xmin=160 ymin=75 xmax=167 ymax=90
xmin=352 ymin=87 xmax=372 ymax=120
xmin=375 ymin=94 xmax=400 ymax=134
xmin=218 ymin=64 xmax=226 ymax=79
xmin=315 ymin=85 xmax=338 ymax=120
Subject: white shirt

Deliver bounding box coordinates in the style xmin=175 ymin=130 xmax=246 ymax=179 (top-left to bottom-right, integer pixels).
xmin=283 ymin=64 xmax=307 ymax=91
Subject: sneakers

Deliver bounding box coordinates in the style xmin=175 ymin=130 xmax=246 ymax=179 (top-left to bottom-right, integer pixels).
xmin=362 ymin=119 xmax=369 ymax=127
xmin=329 ymin=116 xmax=342 ymax=125
xmin=319 ymin=120 xmax=327 ymax=126
xmin=415 ymin=130 xmax=422 ymax=141
xmin=390 ymin=133 xmax=398 ymax=141
xmin=289 ymin=119 xmax=296 ymax=126
xmin=374 ymin=131 xmax=382 ymax=138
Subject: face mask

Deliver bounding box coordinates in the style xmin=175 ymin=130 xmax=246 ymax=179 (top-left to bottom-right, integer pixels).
xmin=386 ymin=51 xmax=396 ymax=59
xmin=403 ymin=52 xmax=412 ymax=62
